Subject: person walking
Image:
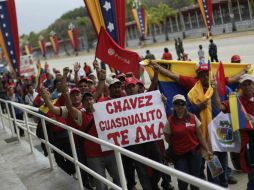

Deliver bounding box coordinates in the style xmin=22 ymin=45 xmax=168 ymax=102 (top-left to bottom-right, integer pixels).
xmin=198 ymin=45 xmax=205 ymax=63
xmin=208 ymin=39 xmax=219 ymax=62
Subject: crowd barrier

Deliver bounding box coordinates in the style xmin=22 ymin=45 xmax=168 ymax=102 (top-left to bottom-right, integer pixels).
xmin=0 ymin=98 xmax=226 ymax=190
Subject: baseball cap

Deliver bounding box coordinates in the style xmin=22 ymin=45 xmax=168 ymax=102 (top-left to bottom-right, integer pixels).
xmin=231 ymin=55 xmax=241 ymax=63
xmin=107 ymin=78 xmax=122 ymax=87
xmin=78 ymin=78 xmax=88 ymax=84
xmin=70 ymin=88 xmax=81 ymax=94
xmin=239 ymin=74 xmax=254 ymax=84
xmin=196 ymin=64 xmax=210 ymax=73
xmin=172 ymin=94 xmax=186 ymax=103
xmin=125 ymin=77 xmax=137 ymax=87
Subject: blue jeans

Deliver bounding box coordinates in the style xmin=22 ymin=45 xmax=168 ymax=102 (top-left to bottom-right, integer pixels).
xmin=87 ymin=154 xmax=120 ymax=190
xmin=174 ymin=150 xmax=202 ymax=190
xmin=207 ymin=152 xmax=228 ymax=187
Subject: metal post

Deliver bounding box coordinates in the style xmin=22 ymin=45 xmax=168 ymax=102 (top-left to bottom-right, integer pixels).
xmin=10 ymin=104 xmax=20 ymax=142
xmin=5 ymin=102 xmax=14 ymax=136
xmin=212 ymin=12 xmax=215 ymax=26
xmin=175 ymin=15 xmax=179 ymax=32
xmin=195 ymin=11 xmax=200 ymax=28
xmin=188 ymin=12 xmax=193 ymax=29
xmin=24 ymin=111 xmax=34 ymax=153
xmin=169 ymin=17 xmax=173 ymax=33
xmin=247 ymin=0 xmax=253 ymax=20
xmin=68 ymin=130 xmax=84 ymax=190
xmin=236 ymin=0 xmax=242 ymax=21
xmin=41 ymin=118 xmax=54 ymax=169
xmin=0 ymin=102 xmax=5 ymax=130
xmin=219 ymin=4 xmax=224 ymax=24
xmin=114 ymin=151 xmax=127 ymax=190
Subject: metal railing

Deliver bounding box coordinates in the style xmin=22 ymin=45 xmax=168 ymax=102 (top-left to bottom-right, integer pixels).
xmin=0 ymin=98 xmax=226 ymax=190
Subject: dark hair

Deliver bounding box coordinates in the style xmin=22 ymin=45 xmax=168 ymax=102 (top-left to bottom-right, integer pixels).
xmin=164 ymin=48 xmax=169 ymax=53
xmin=171 ymin=108 xmax=191 ymax=124
xmin=82 ymin=93 xmax=94 ymax=101
xmin=199 ymin=45 xmax=202 ymax=49
xmin=53 ymin=78 xmax=61 ymax=87
xmin=209 ymin=39 xmax=213 ymax=43
xmin=146 ymin=50 xmax=150 ymax=54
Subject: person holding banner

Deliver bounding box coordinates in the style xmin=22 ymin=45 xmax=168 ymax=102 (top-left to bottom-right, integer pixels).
xmin=164 ymin=94 xmax=212 ymax=190
xmin=219 ymin=74 xmax=254 ymax=190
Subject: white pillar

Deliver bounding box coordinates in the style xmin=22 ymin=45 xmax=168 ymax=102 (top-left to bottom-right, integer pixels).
xmin=237 ymin=0 xmax=242 ymax=21
xmin=247 ymin=0 xmax=253 ymax=19
xmin=175 ymin=15 xmax=180 ymax=31
xmin=188 ymin=12 xmax=193 ymax=29
xmin=219 ymin=4 xmax=224 ymax=24
xmin=195 ymin=11 xmax=200 ymax=28
xmin=169 ymin=17 xmax=173 ymax=32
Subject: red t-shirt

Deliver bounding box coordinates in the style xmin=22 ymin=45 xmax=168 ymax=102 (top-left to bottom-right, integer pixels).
xmin=81 ymin=112 xmax=112 ymax=158
xmin=162 ymin=52 xmax=172 ymax=60
xmin=168 ymin=114 xmax=200 ymax=155
xmin=179 ymin=75 xmax=198 ymax=91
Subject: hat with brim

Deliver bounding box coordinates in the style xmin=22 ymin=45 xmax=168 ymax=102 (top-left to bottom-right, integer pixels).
xmin=125 ymin=77 xmax=137 ymax=87
xmin=172 ymin=94 xmax=186 ymax=103
xmin=70 ymin=88 xmax=81 ymax=94
xmin=196 ymin=64 xmax=210 ymax=73
xmin=108 ymin=78 xmax=122 ymax=87
xmin=239 ymin=74 xmax=254 ymax=84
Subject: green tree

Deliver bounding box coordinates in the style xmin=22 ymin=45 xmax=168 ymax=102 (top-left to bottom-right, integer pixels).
xmin=76 ymin=16 xmax=90 ymax=51
xmin=147 ymin=7 xmax=160 ymax=43
xmin=157 ymin=2 xmax=176 ymax=41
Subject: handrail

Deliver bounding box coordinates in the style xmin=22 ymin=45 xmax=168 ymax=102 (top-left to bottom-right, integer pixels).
xmin=0 ymin=98 xmax=226 ymax=190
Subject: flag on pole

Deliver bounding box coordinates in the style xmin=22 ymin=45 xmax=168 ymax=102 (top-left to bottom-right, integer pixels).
xmin=229 ymin=93 xmax=253 ymax=132
xmin=38 ymin=38 xmax=47 ymax=57
xmin=198 ymin=0 xmax=213 ymax=37
xmin=131 ymin=2 xmax=148 ymax=39
xmin=68 ymin=28 xmax=79 ymax=51
xmin=49 ymin=32 xmax=59 ymax=55
xmin=0 ymin=0 xmax=20 ymax=75
xmin=83 ymin=0 xmax=126 ymax=48
xmin=96 ymin=27 xmax=140 ymax=77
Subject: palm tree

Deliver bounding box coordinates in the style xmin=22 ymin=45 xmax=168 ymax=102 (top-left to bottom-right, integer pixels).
xmin=157 ymin=2 xmax=176 ymax=41
xmin=147 ymin=7 xmax=160 ymax=43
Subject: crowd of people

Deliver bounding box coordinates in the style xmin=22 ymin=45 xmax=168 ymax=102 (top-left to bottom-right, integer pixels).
xmin=0 ymin=47 xmax=253 ymax=190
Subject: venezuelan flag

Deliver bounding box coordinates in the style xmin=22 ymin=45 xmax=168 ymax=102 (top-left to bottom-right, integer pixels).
xmin=0 ymin=0 xmax=20 ymax=74
xmin=198 ymin=0 xmax=213 ymax=37
xmin=145 ymin=60 xmax=252 ymax=115
xmin=49 ymin=36 xmax=59 ymax=54
xmin=35 ymin=61 xmax=46 ymax=92
xmin=229 ymin=93 xmax=253 ymax=132
xmin=131 ymin=5 xmax=148 ymax=38
xmin=84 ymin=0 xmax=126 ymax=47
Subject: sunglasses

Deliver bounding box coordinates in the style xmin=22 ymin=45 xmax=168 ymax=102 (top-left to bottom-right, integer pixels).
xmin=173 ymin=101 xmax=186 ymax=106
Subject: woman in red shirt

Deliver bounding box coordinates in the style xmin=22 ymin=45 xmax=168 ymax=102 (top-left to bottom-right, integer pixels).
xmin=164 ymin=94 xmax=211 ymax=190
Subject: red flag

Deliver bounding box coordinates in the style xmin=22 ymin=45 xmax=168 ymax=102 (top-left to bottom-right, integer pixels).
xmin=215 ymin=62 xmax=226 ymax=96
xmin=96 ymin=27 xmax=140 ymax=77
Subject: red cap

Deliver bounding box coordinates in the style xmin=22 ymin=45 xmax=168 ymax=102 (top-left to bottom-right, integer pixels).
xmin=125 ymin=77 xmax=137 ymax=87
xmin=78 ymin=78 xmax=88 ymax=84
xmin=196 ymin=64 xmax=210 ymax=73
xmin=137 ymin=80 xmax=144 ymax=86
xmin=231 ymin=55 xmax=241 ymax=63
xmin=70 ymin=88 xmax=81 ymax=94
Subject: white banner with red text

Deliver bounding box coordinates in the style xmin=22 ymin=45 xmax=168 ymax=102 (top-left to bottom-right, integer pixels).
xmin=93 ymin=90 xmax=167 ymax=151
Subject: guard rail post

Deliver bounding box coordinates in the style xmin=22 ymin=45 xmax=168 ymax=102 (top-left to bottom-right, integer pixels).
xmin=114 ymin=151 xmax=127 ymax=190
xmin=68 ymin=130 xmax=84 ymax=190
xmin=5 ymin=101 xmax=14 ymax=136
xmin=41 ymin=118 xmax=54 ymax=170
xmin=24 ymin=111 xmax=34 ymax=153
xmin=0 ymin=101 xmax=5 ymax=130
xmin=10 ymin=103 xmax=21 ymax=142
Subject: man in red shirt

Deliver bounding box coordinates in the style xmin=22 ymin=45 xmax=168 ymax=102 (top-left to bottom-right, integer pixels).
xmin=162 ymin=48 xmax=172 ymax=60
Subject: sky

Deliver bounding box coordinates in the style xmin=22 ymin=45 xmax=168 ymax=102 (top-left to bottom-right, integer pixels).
xmin=15 ymin=0 xmax=84 ymax=35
